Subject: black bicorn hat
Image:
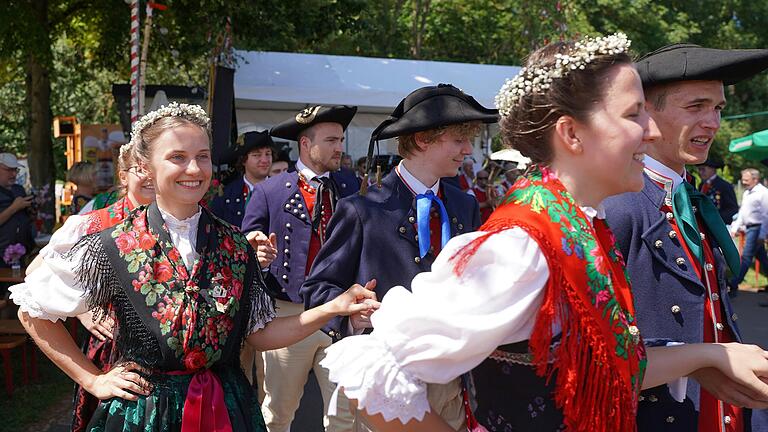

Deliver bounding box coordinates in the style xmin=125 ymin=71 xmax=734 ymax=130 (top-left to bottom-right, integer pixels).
xmin=270 ymin=105 xmax=357 ymax=141
xmin=637 ymin=43 xmax=768 ymax=87
xmin=370 ymin=83 xmax=499 ymax=142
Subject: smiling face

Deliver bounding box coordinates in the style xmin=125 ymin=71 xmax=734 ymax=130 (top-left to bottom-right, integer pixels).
xmin=120 ymin=166 xmax=155 ymax=206
xmin=145 ymin=124 xmax=212 ymax=218
xmin=576 ymin=64 xmax=659 ymax=196
xmin=243 ymin=147 xmax=273 ymax=181
xmin=417 ymin=129 xmax=476 ymax=179
xmin=646 ymin=80 xmax=725 ymax=173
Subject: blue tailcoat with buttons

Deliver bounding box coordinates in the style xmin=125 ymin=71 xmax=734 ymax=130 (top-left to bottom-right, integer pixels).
xmin=240 ymin=169 xmax=359 ymax=303
xmin=299 ymin=170 xmax=481 ymax=341
xmin=604 ymin=174 xmax=763 ymax=431
xmin=209 ymin=175 xmax=249 ymax=228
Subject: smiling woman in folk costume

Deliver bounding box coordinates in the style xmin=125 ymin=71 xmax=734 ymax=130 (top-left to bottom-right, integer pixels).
xmin=320 ymin=34 xmax=768 ymax=432
xmin=9 ymin=103 xmax=378 ymax=432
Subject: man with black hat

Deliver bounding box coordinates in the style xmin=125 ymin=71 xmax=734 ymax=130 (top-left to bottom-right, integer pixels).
xmin=210 ymin=130 xmax=275 ymax=227
xmin=604 ymin=44 xmax=768 ymax=432
xmin=301 ymin=84 xmax=495 ymax=430
xmin=698 ymin=157 xmax=738 ymax=225
xmin=241 ymin=105 xmax=359 ymax=432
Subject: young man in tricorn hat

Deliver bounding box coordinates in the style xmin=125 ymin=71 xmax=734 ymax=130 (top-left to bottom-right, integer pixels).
xmin=604 ymin=44 xmax=768 ymax=432
xmin=241 ymin=105 xmax=359 ymax=431
xmin=301 ymin=83 xmax=497 ymax=430
xmin=210 ymin=130 xmax=275 ymax=228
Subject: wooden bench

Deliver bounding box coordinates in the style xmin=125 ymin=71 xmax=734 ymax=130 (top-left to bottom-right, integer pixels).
xmin=0 ymin=335 xmax=30 ymax=396
xmin=0 ymin=319 xmax=26 ymax=335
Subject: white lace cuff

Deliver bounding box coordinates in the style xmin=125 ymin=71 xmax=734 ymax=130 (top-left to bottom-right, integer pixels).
xmin=321 ymin=335 xmax=430 ymax=423
xmin=9 ymin=283 xmax=68 ymax=323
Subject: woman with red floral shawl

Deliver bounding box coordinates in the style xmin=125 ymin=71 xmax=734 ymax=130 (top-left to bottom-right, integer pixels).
xmin=321 ymin=34 xmax=768 ymax=432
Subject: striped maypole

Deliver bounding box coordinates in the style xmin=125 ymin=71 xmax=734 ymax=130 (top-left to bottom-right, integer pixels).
xmin=130 ymin=0 xmax=140 ymax=125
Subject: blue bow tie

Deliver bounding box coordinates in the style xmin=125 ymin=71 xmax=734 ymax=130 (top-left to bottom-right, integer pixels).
xmin=415 ymin=190 xmax=451 ymax=258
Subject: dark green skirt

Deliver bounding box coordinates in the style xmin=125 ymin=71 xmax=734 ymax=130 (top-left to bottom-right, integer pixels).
xmin=86 ymin=368 xmax=266 ymax=432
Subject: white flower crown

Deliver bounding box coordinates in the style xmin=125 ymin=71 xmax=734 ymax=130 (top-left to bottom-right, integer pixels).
xmin=495 ymin=33 xmax=631 ymax=116
xmin=123 ymin=102 xmax=211 ymax=158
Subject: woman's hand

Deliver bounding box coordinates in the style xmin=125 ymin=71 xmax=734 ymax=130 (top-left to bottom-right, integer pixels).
xmin=76 ymin=309 xmax=114 ymax=341
xmin=325 ymin=279 xmax=379 ymax=317
xmin=702 ymin=343 xmax=768 ymax=408
xmin=85 ymin=362 xmax=152 ymax=401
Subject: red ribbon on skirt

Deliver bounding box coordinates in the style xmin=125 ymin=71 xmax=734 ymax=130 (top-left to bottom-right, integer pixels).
xmin=168 ymin=369 xmax=233 ymax=432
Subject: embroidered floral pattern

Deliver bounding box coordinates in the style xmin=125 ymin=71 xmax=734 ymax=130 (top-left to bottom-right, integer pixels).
xmin=109 ymin=206 xmax=251 ymax=369
xmin=500 ymin=166 xmax=645 ymax=375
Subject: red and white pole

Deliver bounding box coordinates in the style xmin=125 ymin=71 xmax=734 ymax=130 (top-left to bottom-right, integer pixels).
xmin=130 ymin=0 xmax=140 ymax=125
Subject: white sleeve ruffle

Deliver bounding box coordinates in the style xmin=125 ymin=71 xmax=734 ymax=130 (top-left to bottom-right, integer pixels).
xmin=321 ymin=227 xmax=550 ymax=423
xmin=10 ymin=215 xmax=91 ymax=322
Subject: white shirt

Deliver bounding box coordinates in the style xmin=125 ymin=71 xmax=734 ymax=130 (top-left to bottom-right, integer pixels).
xmin=643 ymin=155 xmax=685 ymax=203
xmin=320 ymin=203 xmax=607 ymax=423
xmin=396 ymin=160 xmax=440 ymax=196
xmin=296 ymin=158 xmax=329 ymax=187
xmin=243 ymin=175 xmax=256 ymax=193
xmin=731 ymin=182 xmax=768 ymax=238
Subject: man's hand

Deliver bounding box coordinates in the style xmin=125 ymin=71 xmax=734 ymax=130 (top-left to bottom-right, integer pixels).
xmin=326 ymin=279 xmax=379 ymax=317
xmin=10 ymin=196 xmax=33 ymax=213
xmin=247 ymin=231 xmax=278 ymax=268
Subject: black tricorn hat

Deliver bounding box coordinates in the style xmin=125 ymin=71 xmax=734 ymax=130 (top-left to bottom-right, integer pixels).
xmin=223 ymin=130 xmax=274 ymax=165
xmin=637 ymin=43 xmax=768 ymax=87
xmin=270 ymin=105 xmax=357 ymax=141
xmin=370 ymin=83 xmax=499 ymax=141
xmin=698 ymin=156 xmax=725 ymax=169
xmin=360 ymin=84 xmax=498 ymax=194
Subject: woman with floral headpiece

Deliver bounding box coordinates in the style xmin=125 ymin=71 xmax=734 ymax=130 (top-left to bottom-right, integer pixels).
xmin=10 ymin=102 xmax=378 ymax=431
xmin=321 ymin=34 xmax=768 ymax=431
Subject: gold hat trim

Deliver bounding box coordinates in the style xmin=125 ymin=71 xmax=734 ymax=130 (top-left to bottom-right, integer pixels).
xmin=296 ymin=106 xmax=323 ymax=124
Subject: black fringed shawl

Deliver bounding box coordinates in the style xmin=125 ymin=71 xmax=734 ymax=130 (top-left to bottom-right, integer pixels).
xmin=66 ymin=202 xmax=275 ymax=372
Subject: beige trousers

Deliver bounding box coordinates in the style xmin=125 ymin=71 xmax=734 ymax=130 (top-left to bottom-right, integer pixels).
xmin=261 ymin=300 xmax=355 ymax=432
xmin=353 ymin=379 xmax=466 ymax=432
xmin=240 ymin=343 xmax=266 ymax=403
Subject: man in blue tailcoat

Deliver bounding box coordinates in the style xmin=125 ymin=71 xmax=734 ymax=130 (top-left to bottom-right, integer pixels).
xmin=604 ymin=44 xmax=768 ymax=432
xmin=301 ymin=84 xmax=496 ymax=430
xmin=241 ymin=105 xmax=358 ymax=432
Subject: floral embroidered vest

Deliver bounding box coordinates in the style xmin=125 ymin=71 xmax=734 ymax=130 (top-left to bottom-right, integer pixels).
xmin=452 ymin=167 xmax=646 ymax=432
xmin=77 ymin=202 xmax=273 ymax=372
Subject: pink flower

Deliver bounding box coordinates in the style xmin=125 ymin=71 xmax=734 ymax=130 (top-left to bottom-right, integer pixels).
xmin=595 ymin=289 xmax=611 ymax=307
xmin=115 ymin=232 xmax=139 ymax=254
xmin=590 ymin=247 xmax=608 ymax=275
xmin=138 ymin=232 xmax=156 ymax=250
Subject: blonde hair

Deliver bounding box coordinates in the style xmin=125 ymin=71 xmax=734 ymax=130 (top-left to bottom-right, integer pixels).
xmin=67 ymin=161 xmax=96 ymax=186
xmin=397 ymin=121 xmax=482 ymax=158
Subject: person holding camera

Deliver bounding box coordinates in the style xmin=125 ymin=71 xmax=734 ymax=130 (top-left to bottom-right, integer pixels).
xmin=0 ymin=153 xmax=35 ymax=268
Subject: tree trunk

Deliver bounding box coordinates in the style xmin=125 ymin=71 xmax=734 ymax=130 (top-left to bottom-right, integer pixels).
xmin=26 ymin=0 xmax=55 ymax=232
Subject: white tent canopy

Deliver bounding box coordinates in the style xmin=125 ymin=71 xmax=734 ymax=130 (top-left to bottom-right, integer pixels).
xmin=234 ymin=50 xmax=520 ymax=160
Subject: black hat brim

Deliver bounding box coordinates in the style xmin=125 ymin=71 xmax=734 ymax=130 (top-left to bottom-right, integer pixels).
xmin=638 ymin=44 xmax=768 ymax=87
xmin=374 ymin=93 xmax=498 ymax=141
xmin=270 ymin=105 xmax=357 ymax=141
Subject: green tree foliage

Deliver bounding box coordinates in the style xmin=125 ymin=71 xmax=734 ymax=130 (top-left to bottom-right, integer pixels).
xmin=3 ymin=0 xmax=768 ymax=210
